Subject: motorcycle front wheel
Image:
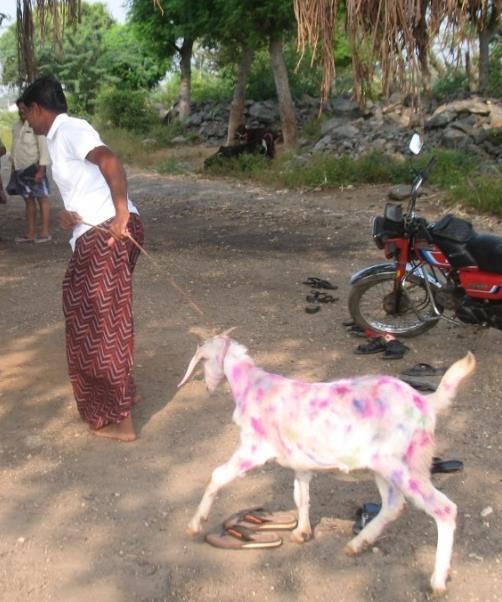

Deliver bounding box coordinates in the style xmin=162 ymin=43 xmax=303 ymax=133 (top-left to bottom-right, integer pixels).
xmin=348 ymin=271 xmax=440 ymax=337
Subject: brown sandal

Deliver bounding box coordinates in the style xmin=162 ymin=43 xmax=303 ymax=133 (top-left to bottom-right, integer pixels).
xmin=223 ymin=507 xmax=298 ymax=531
xmin=205 ymin=524 xmax=283 ymax=549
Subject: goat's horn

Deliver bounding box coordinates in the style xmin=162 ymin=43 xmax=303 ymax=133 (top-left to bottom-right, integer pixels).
xmin=222 ymin=326 xmax=237 ymax=337
xmin=177 ymin=346 xmax=204 ymax=388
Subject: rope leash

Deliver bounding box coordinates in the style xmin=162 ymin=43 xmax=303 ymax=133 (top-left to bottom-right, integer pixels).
xmin=81 ymin=220 xmax=207 ymax=321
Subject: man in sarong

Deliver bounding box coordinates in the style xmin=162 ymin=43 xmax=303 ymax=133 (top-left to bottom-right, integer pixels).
xmin=11 ymin=101 xmax=52 ymax=243
xmin=19 ymin=75 xmax=144 ymax=442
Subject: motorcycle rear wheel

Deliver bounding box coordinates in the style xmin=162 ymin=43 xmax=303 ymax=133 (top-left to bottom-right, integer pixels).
xmin=348 ymin=272 xmax=440 ymax=337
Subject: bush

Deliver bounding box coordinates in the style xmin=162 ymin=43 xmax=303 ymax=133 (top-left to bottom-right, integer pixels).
xmin=445 ymin=172 xmax=502 ymax=215
xmin=432 ymin=69 xmax=469 ymax=102
xmin=95 ymin=87 xmax=158 ymax=132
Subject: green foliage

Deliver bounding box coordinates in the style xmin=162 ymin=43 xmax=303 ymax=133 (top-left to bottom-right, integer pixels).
xmin=95 ymin=87 xmax=157 ymax=132
xmin=0 ymin=2 xmax=167 ymax=116
xmin=445 ymin=172 xmax=502 ymax=215
xmin=0 ymin=110 xmax=18 ymax=150
xmin=431 ymin=68 xmax=469 ymax=102
xmin=487 ymin=39 xmax=502 ymax=98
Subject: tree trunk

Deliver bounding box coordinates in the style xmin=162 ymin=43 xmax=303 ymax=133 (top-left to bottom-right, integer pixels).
xmin=478 ymin=28 xmax=490 ymax=94
xmin=227 ymin=46 xmax=255 ymax=145
xmin=178 ymin=38 xmax=194 ymax=121
xmin=269 ymin=35 xmax=297 ymax=151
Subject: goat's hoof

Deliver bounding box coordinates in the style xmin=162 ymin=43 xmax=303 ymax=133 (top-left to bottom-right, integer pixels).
xmin=431 ymin=586 xmax=447 ymax=598
xmin=290 ymin=529 xmax=311 ymax=544
xmin=186 ymin=524 xmax=200 ymax=537
xmin=343 ymin=543 xmax=359 ymax=556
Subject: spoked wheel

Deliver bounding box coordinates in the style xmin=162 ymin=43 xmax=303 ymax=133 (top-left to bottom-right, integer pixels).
xmin=348 ymin=271 xmax=440 ymax=337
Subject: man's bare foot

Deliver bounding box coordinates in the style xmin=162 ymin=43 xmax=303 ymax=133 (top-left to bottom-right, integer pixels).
xmin=91 ymin=414 xmax=137 ymax=442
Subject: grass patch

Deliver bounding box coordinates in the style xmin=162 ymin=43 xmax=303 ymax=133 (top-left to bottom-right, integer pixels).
xmin=444 ymin=172 xmax=502 ymax=216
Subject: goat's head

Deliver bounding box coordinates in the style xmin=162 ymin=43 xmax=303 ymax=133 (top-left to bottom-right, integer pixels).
xmin=178 ymin=328 xmax=236 ymax=392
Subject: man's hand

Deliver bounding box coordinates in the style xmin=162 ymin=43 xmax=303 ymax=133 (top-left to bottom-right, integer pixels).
xmin=34 ymin=166 xmax=45 ymax=183
xmin=59 ymin=209 xmax=82 ymax=230
xmin=107 ymin=208 xmax=130 ymax=247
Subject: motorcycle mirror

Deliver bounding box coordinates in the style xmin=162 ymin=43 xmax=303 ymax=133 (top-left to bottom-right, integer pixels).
xmin=409 ymin=133 xmax=423 ymax=155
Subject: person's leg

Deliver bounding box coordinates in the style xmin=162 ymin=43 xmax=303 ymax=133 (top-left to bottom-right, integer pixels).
xmin=37 ymin=196 xmax=50 ymax=238
xmin=63 ymin=222 xmax=139 ymax=441
xmin=24 ymin=196 xmax=37 ymax=239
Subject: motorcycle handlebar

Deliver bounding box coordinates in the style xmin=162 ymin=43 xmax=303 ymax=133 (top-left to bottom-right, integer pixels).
xmin=422 ymin=157 xmax=437 ymax=181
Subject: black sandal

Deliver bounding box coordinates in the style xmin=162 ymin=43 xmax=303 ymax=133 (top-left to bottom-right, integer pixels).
xmin=303 ymin=277 xmax=338 ymax=290
xmin=382 ymin=339 xmax=409 ymax=360
xmin=354 ymin=337 xmax=387 ymax=354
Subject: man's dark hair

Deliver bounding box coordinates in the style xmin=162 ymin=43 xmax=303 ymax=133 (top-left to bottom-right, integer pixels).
xmin=19 ymin=75 xmax=67 ymax=113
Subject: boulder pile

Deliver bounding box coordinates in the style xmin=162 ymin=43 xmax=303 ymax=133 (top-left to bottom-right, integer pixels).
xmin=168 ymin=95 xmax=502 ymax=164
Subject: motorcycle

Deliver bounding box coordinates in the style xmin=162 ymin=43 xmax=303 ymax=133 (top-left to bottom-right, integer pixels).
xmin=348 ymin=135 xmax=502 ymax=337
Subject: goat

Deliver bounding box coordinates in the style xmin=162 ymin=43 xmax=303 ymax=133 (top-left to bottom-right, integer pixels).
xmin=235 ymin=125 xmax=277 ymax=158
xmin=204 ymin=134 xmax=275 ymax=169
xmin=178 ymin=332 xmax=475 ymax=596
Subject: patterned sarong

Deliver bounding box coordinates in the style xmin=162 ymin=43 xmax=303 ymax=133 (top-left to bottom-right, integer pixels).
xmin=62 ymin=214 xmax=144 ymax=429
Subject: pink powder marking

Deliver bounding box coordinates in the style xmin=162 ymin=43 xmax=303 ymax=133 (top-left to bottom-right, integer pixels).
xmin=405 ymin=441 xmax=416 ymax=463
xmin=409 ymin=479 xmax=419 ymax=492
xmin=331 ymin=383 xmax=351 ymax=395
xmin=231 ymin=366 xmax=242 ymax=381
xmin=433 ymin=505 xmax=452 ymax=519
xmin=412 ymin=393 xmax=427 ymax=414
xmin=239 ymin=459 xmax=253 ymax=472
xmin=251 ymin=417 xmax=267 ymax=438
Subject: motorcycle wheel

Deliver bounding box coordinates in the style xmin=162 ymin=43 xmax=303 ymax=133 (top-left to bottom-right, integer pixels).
xmin=348 ymin=271 xmax=440 ymax=337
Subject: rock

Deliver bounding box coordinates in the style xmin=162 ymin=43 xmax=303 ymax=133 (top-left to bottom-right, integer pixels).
xmin=331 ymin=124 xmax=360 ymax=140
xmin=388 ymin=185 xmax=411 ymax=201
xmin=426 ymin=109 xmax=458 ymax=129
xmin=441 ymin=127 xmax=472 ymax=149
xmin=171 ymin=136 xmax=188 ymax=144
xmin=480 ymin=506 xmax=493 ymax=518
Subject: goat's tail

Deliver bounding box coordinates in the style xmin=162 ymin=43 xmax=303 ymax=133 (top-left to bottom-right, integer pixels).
xmin=428 ymin=351 xmax=476 ymax=413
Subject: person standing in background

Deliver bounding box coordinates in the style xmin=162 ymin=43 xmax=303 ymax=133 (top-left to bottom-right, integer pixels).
xmin=11 ymin=101 xmax=52 ymax=242
xmin=0 ymin=137 xmax=7 ymax=204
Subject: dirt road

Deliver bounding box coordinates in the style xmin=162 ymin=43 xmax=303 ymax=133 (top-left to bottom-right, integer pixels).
xmin=1 ymin=165 xmax=501 ymax=601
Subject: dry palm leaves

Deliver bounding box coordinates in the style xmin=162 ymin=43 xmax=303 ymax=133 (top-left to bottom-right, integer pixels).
xmin=15 ymin=0 xmax=81 ymax=84
xmin=293 ymin=0 xmax=493 ymax=107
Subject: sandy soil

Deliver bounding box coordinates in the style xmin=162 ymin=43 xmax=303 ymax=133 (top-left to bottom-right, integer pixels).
xmin=0 ymin=159 xmax=501 ymax=602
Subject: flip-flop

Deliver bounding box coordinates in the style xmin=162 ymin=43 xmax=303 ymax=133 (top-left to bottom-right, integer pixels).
xmin=399 ymin=376 xmax=436 ymax=392
xmin=305 ymin=305 xmax=320 ymax=314
xmin=205 ymin=525 xmax=283 ymax=549
xmin=303 ymin=277 xmax=338 ymax=290
xmin=352 ymin=503 xmax=381 ymax=534
xmin=223 ymin=507 xmax=298 ymax=531
xmin=382 ymin=339 xmax=409 ymax=360
xmin=354 ymin=337 xmax=387 ymax=354
xmin=431 ymin=457 xmax=464 ymax=474
xmin=400 ymin=363 xmax=446 ymax=377
xmin=346 ymin=324 xmax=367 ymax=337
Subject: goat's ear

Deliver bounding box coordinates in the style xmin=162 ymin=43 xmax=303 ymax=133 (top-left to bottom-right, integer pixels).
xmin=177 ymin=345 xmax=205 ymax=388
xmin=222 ymin=326 xmax=237 ymax=337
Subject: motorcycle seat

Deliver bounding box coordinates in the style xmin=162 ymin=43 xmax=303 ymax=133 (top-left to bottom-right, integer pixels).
xmin=466 ymin=234 xmax=502 ymax=274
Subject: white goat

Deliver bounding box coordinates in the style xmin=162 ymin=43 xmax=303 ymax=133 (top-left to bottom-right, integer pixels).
xmin=178 ymin=331 xmax=475 ymax=596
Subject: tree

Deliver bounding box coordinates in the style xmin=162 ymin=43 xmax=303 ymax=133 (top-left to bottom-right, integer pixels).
xmin=294 ymin=0 xmax=502 ymax=106
xmin=14 ymin=0 xmax=80 ymax=84
xmin=1 ymin=3 xmax=166 ymax=114
xmin=466 ymin=0 xmax=501 ymax=94
xmin=207 ymin=0 xmax=299 ymax=149
xmin=129 ymin=0 xmax=213 ymax=120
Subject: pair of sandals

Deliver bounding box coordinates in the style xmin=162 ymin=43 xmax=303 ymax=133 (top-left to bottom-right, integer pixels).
xmin=205 ymin=507 xmax=298 ymax=550
xmin=354 ymin=337 xmax=409 ymax=360
xmin=399 ymin=362 xmax=446 ymax=392
xmin=304 ymin=277 xmax=339 ymax=314
xmin=352 ymin=457 xmax=464 ymax=534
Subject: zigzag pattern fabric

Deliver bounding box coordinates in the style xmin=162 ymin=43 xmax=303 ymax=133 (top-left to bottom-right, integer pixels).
xmin=63 ymin=214 xmax=144 ymax=430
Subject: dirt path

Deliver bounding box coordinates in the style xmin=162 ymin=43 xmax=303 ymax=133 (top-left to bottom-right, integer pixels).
xmin=0 ymin=165 xmax=501 ymax=602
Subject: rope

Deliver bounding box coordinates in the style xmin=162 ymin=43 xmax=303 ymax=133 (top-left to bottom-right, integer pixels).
xmin=81 ymin=220 xmax=208 ymax=322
